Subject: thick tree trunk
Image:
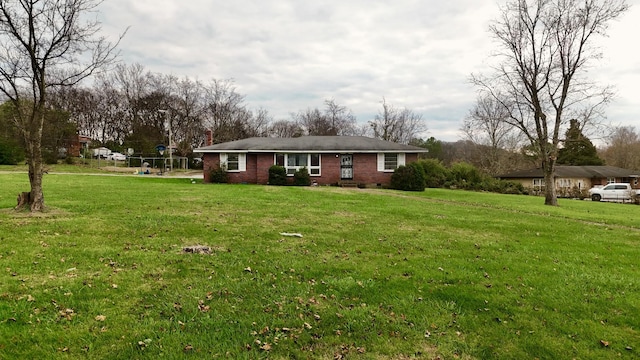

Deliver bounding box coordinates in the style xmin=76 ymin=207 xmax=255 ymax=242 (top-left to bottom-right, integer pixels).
xmin=543 ymin=160 xmax=558 ymax=206
xmin=27 ymin=160 xmax=46 ymax=212
xmin=16 ymin=126 xmax=46 ymax=212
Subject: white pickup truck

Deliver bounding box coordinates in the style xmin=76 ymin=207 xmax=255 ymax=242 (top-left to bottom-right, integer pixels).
xmin=588 ymin=183 xmax=640 ymax=202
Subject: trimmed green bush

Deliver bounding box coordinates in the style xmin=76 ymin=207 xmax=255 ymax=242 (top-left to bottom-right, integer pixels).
xmin=390 ymin=163 xmax=426 ymax=191
xmin=209 ymin=164 xmax=228 ymax=183
xmin=268 ymin=165 xmax=288 ymax=186
xmin=293 ymin=167 xmax=311 ymax=186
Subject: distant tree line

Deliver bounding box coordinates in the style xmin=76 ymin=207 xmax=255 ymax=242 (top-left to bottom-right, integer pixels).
xmin=0 ymin=63 xmax=432 ymax=165
xmin=1 ymin=61 xmax=637 ymax=178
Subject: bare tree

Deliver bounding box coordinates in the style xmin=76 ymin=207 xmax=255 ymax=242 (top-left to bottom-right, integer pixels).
xmin=245 ymin=108 xmax=272 ymax=138
xmin=463 ymin=95 xmax=523 ymax=175
xmin=169 ymin=77 xmax=206 ymax=155
xmin=472 ymin=0 xmax=628 ymax=205
xmin=601 ymin=126 xmax=640 ymax=170
xmin=294 ymin=108 xmax=329 ymax=135
xmin=369 ymin=98 xmax=426 ymax=144
xmin=323 ymin=99 xmax=357 ymax=135
xmin=293 ymin=99 xmax=357 ymax=136
xmin=202 ymin=79 xmax=262 ymax=143
xmin=0 ymin=0 xmax=123 ymax=211
xmin=268 ymin=119 xmax=303 ymax=138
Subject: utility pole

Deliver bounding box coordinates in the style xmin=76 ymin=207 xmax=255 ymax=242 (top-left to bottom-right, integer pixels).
xmin=159 ymin=109 xmax=172 ymax=172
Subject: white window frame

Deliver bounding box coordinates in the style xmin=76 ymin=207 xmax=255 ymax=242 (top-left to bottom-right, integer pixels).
xmin=377 ymin=153 xmax=405 ymax=172
xmin=276 ymin=153 xmax=321 ymax=176
xmin=220 ymin=153 xmax=246 ymax=172
xmin=607 ymin=177 xmax=616 ymax=184
xmin=532 ymin=178 xmax=544 ymax=189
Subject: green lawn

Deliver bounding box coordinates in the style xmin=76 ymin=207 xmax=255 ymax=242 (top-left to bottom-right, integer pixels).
xmin=0 ymin=172 xmax=638 ymax=359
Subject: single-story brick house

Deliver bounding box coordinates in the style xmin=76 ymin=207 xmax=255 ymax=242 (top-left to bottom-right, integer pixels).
xmin=498 ymin=165 xmax=640 ymax=195
xmin=193 ymin=135 xmax=428 ymax=186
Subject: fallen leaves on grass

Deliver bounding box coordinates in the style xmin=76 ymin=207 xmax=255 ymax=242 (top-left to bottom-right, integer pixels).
xmin=95 ymin=315 xmax=106 ymax=322
xmin=334 ymin=345 xmax=366 ymax=359
xmin=59 ymin=308 xmax=75 ymax=321
xmin=137 ymin=339 xmax=152 ymax=349
xmin=198 ymin=300 xmax=210 ymax=312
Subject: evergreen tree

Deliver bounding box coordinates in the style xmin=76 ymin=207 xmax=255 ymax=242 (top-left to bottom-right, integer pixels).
xmin=557 ymin=119 xmax=604 ymax=166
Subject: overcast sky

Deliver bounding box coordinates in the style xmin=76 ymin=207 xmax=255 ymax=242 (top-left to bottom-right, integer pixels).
xmin=96 ymin=1 xmax=640 ymax=142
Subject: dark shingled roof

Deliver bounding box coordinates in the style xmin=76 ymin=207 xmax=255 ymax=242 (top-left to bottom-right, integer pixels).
xmin=193 ymin=136 xmax=429 ymax=153
xmin=499 ymin=166 xmax=640 ymax=179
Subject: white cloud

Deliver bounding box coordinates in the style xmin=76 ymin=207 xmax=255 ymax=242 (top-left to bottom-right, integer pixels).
xmin=96 ymin=0 xmax=640 ymax=142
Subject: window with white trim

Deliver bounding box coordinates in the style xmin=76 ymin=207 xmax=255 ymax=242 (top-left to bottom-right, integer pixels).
xmin=377 ymin=153 xmax=405 ymax=172
xmin=276 ymin=153 xmax=321 ymax=176
xmin=310 ymin=154 xmax=320 ymax=175
xmin=385 ymin=153 xmax=398 ymax=170
xmin=220 ymin=153 xmax=246 ymax=172
xmin=532 ymin=178 xmax=544 ymax=189
xmin=227 ymin=154 xmax=239 ymax=171
xmin=607 ymin=177 xmax=616 ymax=184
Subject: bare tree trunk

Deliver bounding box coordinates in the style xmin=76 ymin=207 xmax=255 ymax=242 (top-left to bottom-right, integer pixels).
xmin=543 ymin=160 xmax=558 ymax=206
xmin=16 ymin=131 xmax=45 ymax=211
xmin=27 ymin=154 xmax=46 ymax=212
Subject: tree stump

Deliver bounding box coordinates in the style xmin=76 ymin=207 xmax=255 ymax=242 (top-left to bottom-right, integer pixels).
xmin=15 ymin=192 xmax=31 ymax=210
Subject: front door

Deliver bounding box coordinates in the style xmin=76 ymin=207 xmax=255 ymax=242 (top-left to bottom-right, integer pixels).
xmin=340 ymin=154 xmax=353 ymax=180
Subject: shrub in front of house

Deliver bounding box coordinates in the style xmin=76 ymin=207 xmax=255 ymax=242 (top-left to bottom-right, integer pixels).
xmin=391 ymin=163 xmax=426 ymax=191
xmin=416 ymin=159 xmax=449 ymax=188
xmin=447 ymin=162 xmax=483 ymax=189
xmin=293 ymin=167 xmax=311 ymax=186
xmin=209 ymin=165 xmax=228 ymax=183
xmin=480 ymin=177 xmax=527 ymax=195
xmin=557 ymin=185 xmax=587 ymax=199
xmin=268 ymin=165 xmax=288 ymax=186
xmin=411 ymin=160 xmax=526 ymax=195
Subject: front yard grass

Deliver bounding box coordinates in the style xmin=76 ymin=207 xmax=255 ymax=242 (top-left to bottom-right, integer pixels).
xmin=0 ymin=173 xmax=638 ymax=359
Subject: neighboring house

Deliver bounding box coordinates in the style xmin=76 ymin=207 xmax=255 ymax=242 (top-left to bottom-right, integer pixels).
xmin=498 ymin=166 xmax=640 ymax=195
xmin=193 ymin=135 xmax=428 ymax=186
xmin=66 ymin=135 xmax=92 ymax=157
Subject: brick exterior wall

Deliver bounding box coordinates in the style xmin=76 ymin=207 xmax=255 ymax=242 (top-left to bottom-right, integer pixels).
xmin=202 ymin=153 xmax=219 ymax=183
xmin=318 ymin=153 xmax=340 ymax=185
xmin=202 ymin=152 xmax=420 ymax=186
xmin=255 ymin=154 xmax=272 ymax=184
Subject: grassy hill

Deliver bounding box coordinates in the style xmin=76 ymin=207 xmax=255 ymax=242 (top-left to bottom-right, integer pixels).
xmin=0 ymin=172 xmax=638 ymax=359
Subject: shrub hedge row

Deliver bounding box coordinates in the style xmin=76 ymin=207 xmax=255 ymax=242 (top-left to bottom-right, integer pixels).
xmin=392 ymin=159 xmax=526 ymax=195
